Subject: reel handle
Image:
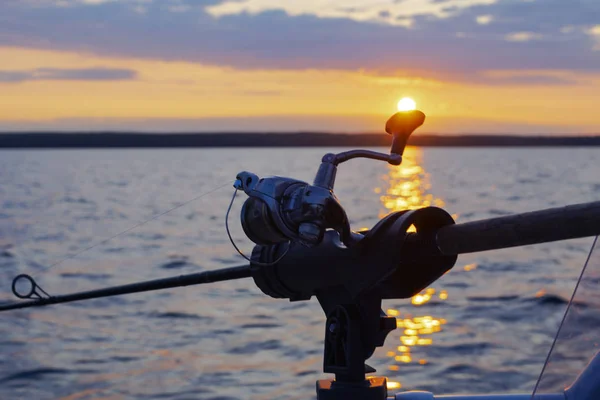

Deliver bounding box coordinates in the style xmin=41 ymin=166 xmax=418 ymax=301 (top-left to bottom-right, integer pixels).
xmin=385 ymin=110 xmax=426 ymax=155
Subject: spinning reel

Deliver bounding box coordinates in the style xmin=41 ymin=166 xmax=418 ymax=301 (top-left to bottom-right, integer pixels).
xmin=235 ymin=109 xmax=426 ymax=248
xmin=235 ymin=108 xmax=454 ymax=399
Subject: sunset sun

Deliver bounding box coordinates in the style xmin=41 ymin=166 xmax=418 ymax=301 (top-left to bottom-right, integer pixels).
xmin=397 ymin=97 xmax=417 ymax=112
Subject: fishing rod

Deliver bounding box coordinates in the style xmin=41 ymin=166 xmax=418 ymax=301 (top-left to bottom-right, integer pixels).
xmin=3 ymin=200 xmax=597 ymax=312
xmin=2 ymin=107 xmax=599 ymax=400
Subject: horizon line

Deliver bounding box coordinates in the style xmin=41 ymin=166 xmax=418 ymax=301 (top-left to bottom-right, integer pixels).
xmin=1 ymin=131 xmax=600 ymax=137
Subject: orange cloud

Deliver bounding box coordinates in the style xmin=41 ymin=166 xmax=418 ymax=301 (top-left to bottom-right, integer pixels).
xmin=0 ymin=47 xmax=598 ymax=133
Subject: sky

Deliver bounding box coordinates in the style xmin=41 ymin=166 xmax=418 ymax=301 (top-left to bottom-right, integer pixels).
xmin=0 ymin=0 xmax=599 ymax=134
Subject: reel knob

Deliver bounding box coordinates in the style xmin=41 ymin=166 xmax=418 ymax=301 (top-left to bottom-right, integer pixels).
xmin=385 ymin=110 xmax=425 ymax=156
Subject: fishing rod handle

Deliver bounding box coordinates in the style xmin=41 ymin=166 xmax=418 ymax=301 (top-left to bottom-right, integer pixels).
xmin=435 ymin=200 xmax=600 ymax=255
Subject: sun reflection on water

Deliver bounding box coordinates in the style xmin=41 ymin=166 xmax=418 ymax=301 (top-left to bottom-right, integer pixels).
xmin=375 ymin=146 xmax=457 ymax=385
xmin=378 ymin=148 xmax=445 ymax=215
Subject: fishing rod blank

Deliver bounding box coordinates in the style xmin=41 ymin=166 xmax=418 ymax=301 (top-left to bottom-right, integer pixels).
xmin=0 ymin=265 xmax=251 ymax=312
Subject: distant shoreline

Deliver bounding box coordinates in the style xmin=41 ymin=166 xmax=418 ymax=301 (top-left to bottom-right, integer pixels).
xmin=1 ymin=133 xmax=600 ymax=148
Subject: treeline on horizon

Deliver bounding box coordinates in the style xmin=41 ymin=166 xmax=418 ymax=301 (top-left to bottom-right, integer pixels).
xmin=1 ymin=132 xmax=600 ymax=148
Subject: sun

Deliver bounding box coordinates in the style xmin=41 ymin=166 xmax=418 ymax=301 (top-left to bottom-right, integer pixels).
xmin=397 ymin=97 xmax=416 ymax=112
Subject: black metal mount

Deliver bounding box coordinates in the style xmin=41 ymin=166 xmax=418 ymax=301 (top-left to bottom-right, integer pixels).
xmin=250 ymin=207 xmax=457 ymax=399
xmin=316 ymin=304 xmax=394 ymax=400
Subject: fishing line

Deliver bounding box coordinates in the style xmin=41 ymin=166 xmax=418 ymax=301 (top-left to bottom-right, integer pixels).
xmin=225 ymin=188 xmax=289 ymax=266
xmin=530 ymin=235 xmax=599 ymax=397
xmin=36 ymin=180 xmax=234 ymax=273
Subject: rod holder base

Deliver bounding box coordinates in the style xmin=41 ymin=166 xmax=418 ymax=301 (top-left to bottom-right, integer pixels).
xmin=316 ymin=377 xmax=388 ymax=400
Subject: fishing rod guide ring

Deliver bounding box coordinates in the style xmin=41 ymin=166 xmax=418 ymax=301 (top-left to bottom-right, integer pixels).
xmin=12 ymin=274 xmax=40 ymax=299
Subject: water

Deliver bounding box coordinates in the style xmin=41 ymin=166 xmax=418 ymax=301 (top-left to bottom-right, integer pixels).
xmin=0 ymin=147 xmax=598 ymax=399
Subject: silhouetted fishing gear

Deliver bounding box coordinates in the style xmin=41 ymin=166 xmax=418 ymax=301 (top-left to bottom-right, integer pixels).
xmin=0 ymin=265 xmax=250 ymax=312
xmin=4 ymin=199 xmax=598 ymax=312
xmin=1 ymin=200 xmax=598 ymax=312
xmin=2 ymin=105 xmax=600 ymax=400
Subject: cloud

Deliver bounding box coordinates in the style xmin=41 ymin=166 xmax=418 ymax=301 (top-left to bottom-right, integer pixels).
xmin=206 ymin=0 xmax=498 ymax=26
xmin=475 ymin=74 xmax=575 ymax=86
xmin=589 ymin=25 xmax=600 ymax=51
xmin=363 ymin=69 xmax=578 ymax=86
xmin=475 ymin=14 xmax=492 ymax=25
xmin=504 ymin=31 xmax=543 ymax=42
xmin=1 ymin=114 xmax=596 ymax=135
xmin=241 ymin=89 xmax=284 ymax=96
xmin=0 ymin=67 xmax=137 ymax=83
xmin=0 ymin=71 xmax=31 ymax=83
xmin=0 ymin=0 xmax=598 ymax=80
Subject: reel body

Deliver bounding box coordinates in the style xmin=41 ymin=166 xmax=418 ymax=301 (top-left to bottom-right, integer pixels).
xmin=236 ymin=171 xmax=352 ymax=247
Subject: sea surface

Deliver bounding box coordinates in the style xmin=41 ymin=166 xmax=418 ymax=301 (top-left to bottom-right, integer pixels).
xmin=0 ymin=147 xmax=599 ymax=400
